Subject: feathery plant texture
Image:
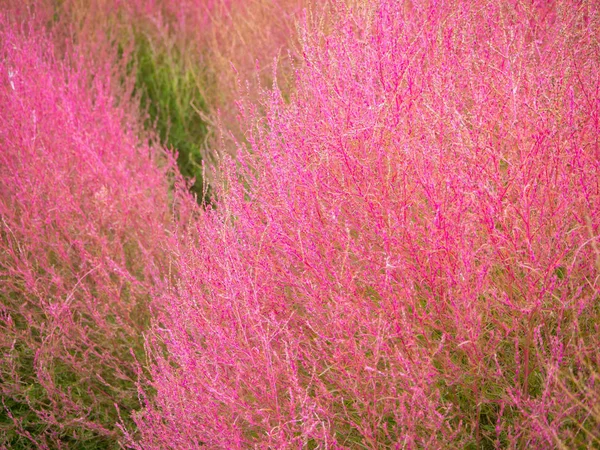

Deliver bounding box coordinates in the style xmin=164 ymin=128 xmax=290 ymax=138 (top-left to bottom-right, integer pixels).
xmin=0 ymin=0 xmax=306 ymax=447
xmin=200 ymin=0 xmax=311 ymax=144
xmin=0 ymin=12 xmax=194 ymax=448
xmin=128 ymin=0 xmax=600 ymax=448
xmin=23 ymin=0 xmax=309 ymax=199
xmin=2 ymin=0 xmax=600 ymax=448
xmin=7 ymin=0 xmax=216 ymax=203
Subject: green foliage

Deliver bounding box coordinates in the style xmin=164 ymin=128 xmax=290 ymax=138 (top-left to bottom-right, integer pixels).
xmin=0 ymin=340 xmax=118 ymax=449
xmin=133 ymin=34 xmax=211 ymax=203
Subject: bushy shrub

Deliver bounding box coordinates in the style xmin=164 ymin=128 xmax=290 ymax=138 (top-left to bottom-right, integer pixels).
xmin=130 ymin=0 xmax=600 ymax=448
xmin=15 ymin=0 xmax=309 ymax=200
xmin=0 ymin=13 xmax=190 ymax=447
xmin=0 ymin=0 xmax=309 ymax=445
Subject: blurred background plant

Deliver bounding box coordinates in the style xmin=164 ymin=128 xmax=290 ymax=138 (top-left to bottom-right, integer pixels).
xmin=131 ymin=32 xmax=211 ymax=203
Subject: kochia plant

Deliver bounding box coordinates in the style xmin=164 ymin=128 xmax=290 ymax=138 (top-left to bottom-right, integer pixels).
xmin=131 ymin=0 xmax=600 ymax=448
xmin=0 ymin=13 xmax=191 ymax=448
xmin=14 ymin=0 xmax=310 ymax=200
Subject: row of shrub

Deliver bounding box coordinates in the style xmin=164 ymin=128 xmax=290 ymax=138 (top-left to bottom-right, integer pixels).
xmin=128 ymin=1 xmax=600 ymax=447
xmin=1 ymin=0 xmax=308 ymax=446
xmin=2 ymin=0 xmax=600 ymax=448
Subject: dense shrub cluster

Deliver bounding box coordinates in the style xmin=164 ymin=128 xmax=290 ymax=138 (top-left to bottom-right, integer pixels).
xmin=2 ymin=0 xmax=303 ymax=203
xmin=0 ymin=0 xmax=305 ymax=446
xmin=130 ymin=0 xmax=600 ymax=448
xmin=2 ymin=0 xmax=600 ymax=449
xmin=0 ymin=15 xmax=190 ymax=447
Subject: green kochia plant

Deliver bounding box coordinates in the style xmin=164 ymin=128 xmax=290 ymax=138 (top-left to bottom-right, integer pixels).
xmin=133 ymin=33 xmax=211 ymax=203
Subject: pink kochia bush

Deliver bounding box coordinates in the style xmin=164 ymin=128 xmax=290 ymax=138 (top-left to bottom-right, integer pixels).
xmin=132 ymin=0 xmax=600 ymax=448
xmin=0 ymin=14 xmax=191 ymax=447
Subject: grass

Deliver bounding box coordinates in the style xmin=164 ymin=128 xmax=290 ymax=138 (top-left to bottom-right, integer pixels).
xmin=132 ymin=33 xmax=211 ymax=205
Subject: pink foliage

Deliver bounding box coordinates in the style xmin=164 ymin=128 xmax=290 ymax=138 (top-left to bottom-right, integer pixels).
xmin=132 ymin=0 xmax=600 ymax=448
xmin=0 ymin=13 xmax=191 ymax=446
